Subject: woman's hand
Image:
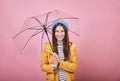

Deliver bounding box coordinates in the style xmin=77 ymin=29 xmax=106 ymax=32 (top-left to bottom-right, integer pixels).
xmin=53 ymin=52 xmax=60 ymax=64
xmin=53 ymin=52 xmax=60 ymax=69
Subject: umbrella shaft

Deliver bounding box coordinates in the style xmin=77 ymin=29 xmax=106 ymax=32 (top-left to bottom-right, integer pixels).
xmin=43 ymin=26 xmax=54 ymax=52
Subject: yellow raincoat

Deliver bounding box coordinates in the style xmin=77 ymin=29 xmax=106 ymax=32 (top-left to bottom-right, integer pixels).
xmin=40 ymin=42 xmax=78 ymax=81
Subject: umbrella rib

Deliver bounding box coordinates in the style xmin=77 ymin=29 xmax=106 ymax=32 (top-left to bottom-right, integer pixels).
xmin=31 ymin=17 xmax=43 ymax=27
xmin=47 ymin=17 xmax=79 ymax=28
xmin=20 ymin=30 xmax=43 ymax=54
xmin=69 ymin=30 xmax=80 ymax=37
xmin=60 ymin=17 xmax=79 ymax=19
xmin=44 ymin=11 xmax=53 ymax=25
xmin=12 ymin=26 xmax=43 ymax=39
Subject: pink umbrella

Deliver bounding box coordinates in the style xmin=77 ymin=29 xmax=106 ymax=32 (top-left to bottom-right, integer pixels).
xmin=13 ymin=10 xmax=80 ymax=54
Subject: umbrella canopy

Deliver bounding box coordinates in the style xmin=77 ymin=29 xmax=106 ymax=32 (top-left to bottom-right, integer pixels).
xmin=13 ymin=10 xmax=80 ymax=54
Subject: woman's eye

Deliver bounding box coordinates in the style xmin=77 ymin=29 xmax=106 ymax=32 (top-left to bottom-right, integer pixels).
xmin=55 ymin=30 xmax=59 ymax=32
xmin=55 ymin=30 xmax=64 ymax=32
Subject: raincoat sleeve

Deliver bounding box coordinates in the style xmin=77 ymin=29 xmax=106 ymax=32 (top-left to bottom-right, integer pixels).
xmin=59 ymin=43 xmax=78 ymax=72
xmin=40 ymin=43 xmax=56 ymax=73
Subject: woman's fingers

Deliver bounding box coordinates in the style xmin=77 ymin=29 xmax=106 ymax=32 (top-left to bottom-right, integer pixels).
xmin=55 ymin=54 xmax=60 ymax=62
xmin=53 ymin=52 xmax=60 ymax=62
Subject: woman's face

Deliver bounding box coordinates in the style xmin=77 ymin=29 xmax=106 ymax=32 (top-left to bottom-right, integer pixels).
xmin=55 ymin=25 xmax=65 ymax=41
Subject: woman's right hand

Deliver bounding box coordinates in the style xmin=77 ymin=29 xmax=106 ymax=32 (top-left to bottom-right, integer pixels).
xmin=53 ymin=52 xmax=60 ymax=66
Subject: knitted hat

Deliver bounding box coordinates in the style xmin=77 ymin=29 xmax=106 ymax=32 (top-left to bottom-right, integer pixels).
xmin=51 ymin=20 xmax=69 ymax=31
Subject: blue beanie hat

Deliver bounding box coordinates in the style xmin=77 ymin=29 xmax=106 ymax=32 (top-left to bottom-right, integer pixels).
xmin=51 ymin=20 xmax=69 ymax=31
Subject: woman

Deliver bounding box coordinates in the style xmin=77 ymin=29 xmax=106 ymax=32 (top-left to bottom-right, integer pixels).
xmin=41 ymin=20 xmax=78 ymax=81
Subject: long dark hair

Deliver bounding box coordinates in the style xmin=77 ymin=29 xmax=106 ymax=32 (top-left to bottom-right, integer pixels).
xmin=52 ymin=23 xmax=70 ymax=61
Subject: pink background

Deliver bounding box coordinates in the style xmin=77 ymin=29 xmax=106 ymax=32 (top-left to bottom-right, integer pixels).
xmin=0 ymin=0 xmax=120 ymax=81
